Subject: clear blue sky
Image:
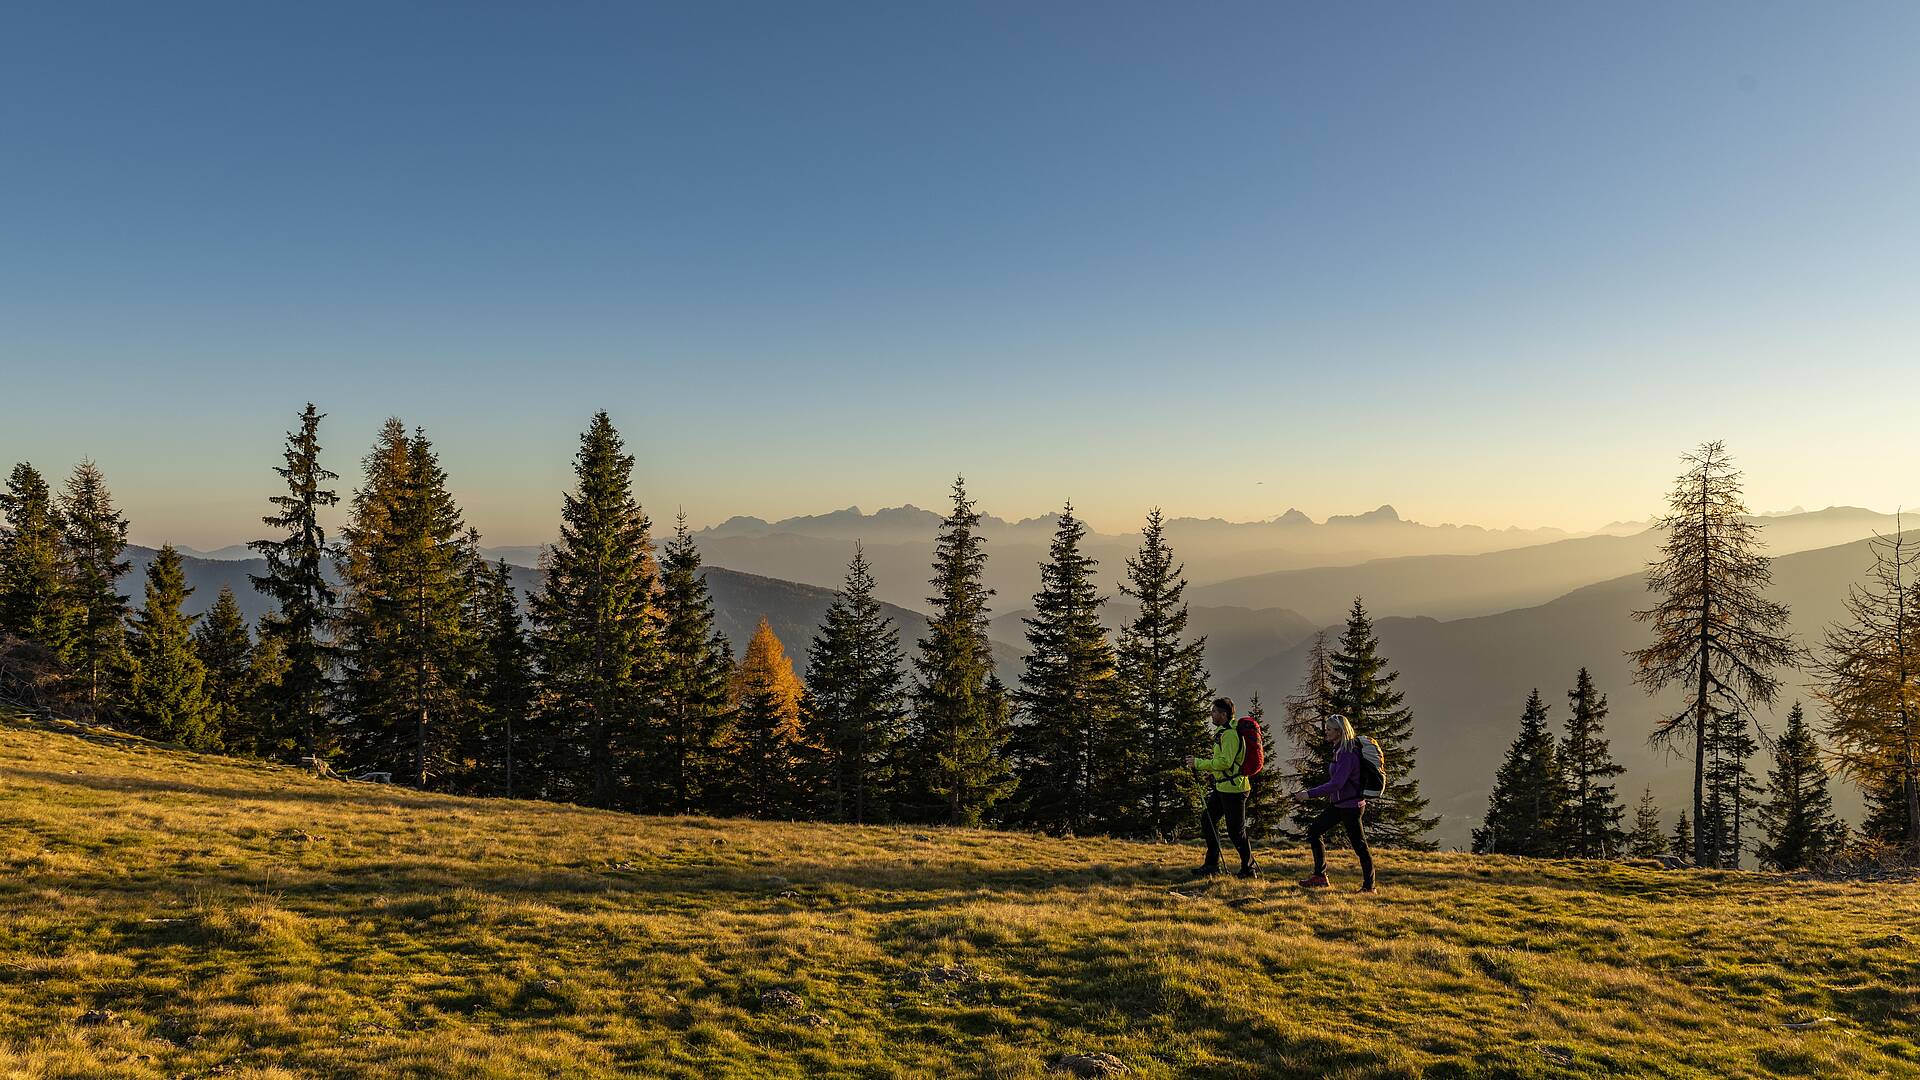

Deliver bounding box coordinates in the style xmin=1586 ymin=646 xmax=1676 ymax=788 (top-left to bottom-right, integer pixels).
xmin=3 ymin=2 xmax=1915 ymax=547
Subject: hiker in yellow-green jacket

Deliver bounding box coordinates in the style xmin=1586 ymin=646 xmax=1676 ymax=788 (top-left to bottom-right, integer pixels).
xmin=1190 ymin=697 xmax=1256 ymax=879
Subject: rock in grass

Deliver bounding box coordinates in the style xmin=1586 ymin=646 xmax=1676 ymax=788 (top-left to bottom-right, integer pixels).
xmin=914 ymin=963 xmax=981 ymax=986
xmin=1050 ymin=1052 xmax=1130 ymax=1076
xmin=759 ymin=988 xmax=804 ymax=1011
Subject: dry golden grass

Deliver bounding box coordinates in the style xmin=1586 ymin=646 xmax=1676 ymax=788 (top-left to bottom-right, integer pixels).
xmin=1 ymin=715 xmax=1916 ymax=1078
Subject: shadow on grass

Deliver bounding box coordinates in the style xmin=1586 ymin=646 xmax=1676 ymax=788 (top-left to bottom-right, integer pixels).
xmin=0 ymin=764 xmax=581 ymax=815
xmin=8 ymin=761 xmax=1735 ymax=913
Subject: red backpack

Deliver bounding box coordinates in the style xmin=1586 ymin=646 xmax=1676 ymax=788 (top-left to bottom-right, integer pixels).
xmin=1235 ymin=716 xmax=1265 ymax=778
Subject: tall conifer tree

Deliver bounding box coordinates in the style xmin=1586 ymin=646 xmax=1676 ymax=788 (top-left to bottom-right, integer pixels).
xmin=1756 ymin=703 xmax=1846 ymax=870
xmin=336 ymin=422 xmax=472 ymax=788
xmin=529 ymin=412 xmax=662 ymax=810
xmin=1112 ymin=508 xmax=1211 ymax=839
xmin=1472 ymin=689 xmax=1568 ymax=856
xmin=249 ymin=404 xmax=340 ymax=762
xmin=1630 ymin=442 xmax=1798 ymax=865
xmin=1559 ymin=668 xmax=1626 ymax=856
xmin=1013 ymin=503 xmax=1120 ymax=835
xmin=806 ymin=544 xmax=907 ymax=824
xmin=1671 ymin=811 xmax=1693 ymax=859
xmin=1330 ymin=598 xmax=1438 ymax=848
xmin=655 ymin=514 xmax=735 ymax=813
xmin=909 ymin=477 xmax=1014 ymax=825
xmin=59 ymin=461 xmax=130 ymax=714
xmin=0 ymin=462 xmax=74 ymax=662
xmin=194 ymin=586 xmax=256 ymax=751
xmin=123 ymin=545 xmax=217 ymax=749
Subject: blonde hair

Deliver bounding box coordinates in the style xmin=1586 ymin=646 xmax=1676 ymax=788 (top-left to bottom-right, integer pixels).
xmin=1324 ymin=713 xmax=1357 ymax=752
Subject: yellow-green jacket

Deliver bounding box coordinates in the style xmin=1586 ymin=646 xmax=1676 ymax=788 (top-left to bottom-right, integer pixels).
xmin=1192 ymin=722 xmax=1252 ymax=794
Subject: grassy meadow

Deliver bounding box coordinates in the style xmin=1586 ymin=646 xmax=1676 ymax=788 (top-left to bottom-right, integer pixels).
xmin=1 ymin=714 xmax=1916 ymax=1079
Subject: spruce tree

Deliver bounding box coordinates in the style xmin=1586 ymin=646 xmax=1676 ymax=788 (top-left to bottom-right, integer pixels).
xmin=806 ymin=543 xmax=907 ymax=824
xmin=529 ymin=412 xmax=662 ymax=810
xmin=335 ymin=421 xmax=472 ymax=788
xmin=1283 ymin=631 xmax=1339 ymax=839
xmin=1472 ymin=689 xmax=1569 ymax=857
xmin=1630 ymin=442 xmax=1799 ymax=865
xmin=249 ymin=404 xmax=340 ymax=762
xmin=1757 ymin=703 xmax=1847 ymax=871
xmin=470 ymin=559 xmax=534 ymax=798
xmin=655 ymin=514 xmax=735 ymax=813
xmin=723 ymin=617 xmax=811 ymax=817
xmin=1013 ymin=503 xmax=1121 ymax=836
xmin=1627 ymin=786 xmax=1669 ymax=857
xmin=1330 ymin=598 xmax=1438 ymax=848
xmin=58 ymin=461 xmax=130 ymax=714
xmin=194 ymin=586 xmax=256 ymax=751
xmin=909 ymin=477 xmax=1014 ymax=826
xmin=123 ymin=545 xmax=217 ymax=749
xmin=1559 ymin=668 xmax=1626 ymax=857
xmin=0 ymin=462 xmax=74 ymax=662
xmin=1112 ymin=508 xmax=1211 ymax=839
xmin=1816 ymin=519 xmax=1920 ymax=853
xmin=1671 ymin=811 xmax=1693 ymax=859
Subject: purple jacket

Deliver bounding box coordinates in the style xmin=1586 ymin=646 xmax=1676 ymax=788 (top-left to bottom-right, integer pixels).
xmin=1305 ymin=745 xmax=1367 ymax=809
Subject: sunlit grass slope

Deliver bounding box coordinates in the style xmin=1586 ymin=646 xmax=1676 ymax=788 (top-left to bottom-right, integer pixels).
xmin=2 ymin=715 xmax=1916 ymax=1079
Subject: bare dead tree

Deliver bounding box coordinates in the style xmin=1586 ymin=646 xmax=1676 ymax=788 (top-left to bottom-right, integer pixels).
xmin=1629 ymin=442 xmax=1799 ymax=866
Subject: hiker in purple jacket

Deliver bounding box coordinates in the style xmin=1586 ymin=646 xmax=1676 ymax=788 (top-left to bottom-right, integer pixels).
xmin=1296 ymin=714 xmax=1376 ymax=892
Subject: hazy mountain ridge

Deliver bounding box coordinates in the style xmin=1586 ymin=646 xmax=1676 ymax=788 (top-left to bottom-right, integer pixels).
xmin=1192 ymin=505 xmax=1908 ymax=625
xmin=697 ymin=502 xmax=1567 ymax=541
xmin=664 ymin=503 xmax=1577 ymax=613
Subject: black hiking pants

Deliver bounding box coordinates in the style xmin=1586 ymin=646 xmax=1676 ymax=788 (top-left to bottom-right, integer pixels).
xmin=1201 ymin=789 xmax=1252 ymax=871
xmin=1307 ymin=805 xmax=1374 ymax=886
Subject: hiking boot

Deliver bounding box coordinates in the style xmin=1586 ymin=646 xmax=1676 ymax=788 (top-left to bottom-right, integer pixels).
xmin=1298 ymin=872 xmax=1330 ymax=888
xmin=1188 ymin=865 xmax=1222 ymax=880
xmin=1235 ymin=864 xmax=1258 ymax=880
xmin=1359 ymin=881 xmax=1378 ymax=894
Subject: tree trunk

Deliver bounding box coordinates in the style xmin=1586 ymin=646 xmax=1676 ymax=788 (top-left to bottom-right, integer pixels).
xmin=1693 ymin=659 xmax=1709 ymax=866
xmin=1694 ymin=491 xmax=1712 ymax=868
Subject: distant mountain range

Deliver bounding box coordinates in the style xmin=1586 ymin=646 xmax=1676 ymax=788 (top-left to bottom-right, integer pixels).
xmin=1190 ymin=506 xmax=1906 ymax=624
xmin=670 ymin=504 xmax=1574 ymax=614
